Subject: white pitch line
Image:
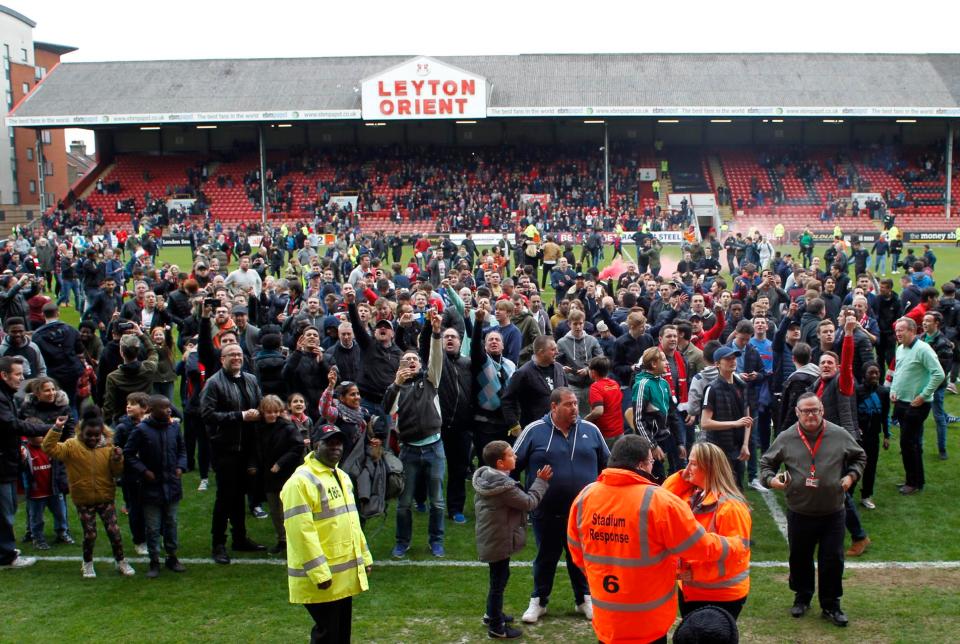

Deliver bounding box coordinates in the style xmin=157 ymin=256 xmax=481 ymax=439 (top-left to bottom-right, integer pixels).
xmin=26 ymin=556 xmax=960 ymax=570
xmin=755 ymin=486 xmax=790 ymax=542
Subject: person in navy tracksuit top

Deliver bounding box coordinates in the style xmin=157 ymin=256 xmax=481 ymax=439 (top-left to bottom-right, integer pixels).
xmin=513 ymin=386 xmax=609 ymax=624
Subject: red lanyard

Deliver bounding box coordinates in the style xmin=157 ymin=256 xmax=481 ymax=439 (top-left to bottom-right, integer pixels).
xmin=797 ymin=426 xmax=825 ymax=477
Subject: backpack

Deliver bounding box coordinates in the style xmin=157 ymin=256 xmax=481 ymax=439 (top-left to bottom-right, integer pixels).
xmin=382 ymin=450 xmax=405 ymax=500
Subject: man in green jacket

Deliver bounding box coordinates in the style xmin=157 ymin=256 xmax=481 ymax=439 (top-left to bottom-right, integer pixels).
xmin=890 ymin=317 xmax=944 ymax=494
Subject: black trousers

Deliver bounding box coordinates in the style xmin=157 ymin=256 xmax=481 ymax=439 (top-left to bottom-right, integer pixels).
xmin=305 ymin=597 xmax=352 ymax=644
xmin=859 ymin=416 xmax=883 ymax=499
xmin=894 ymin=401 xmax=930 ymax=489
xmin=184 ymin=411 xmax=209 ymax=479
xmin=210 ymin=450 xmax=248 ymax=547
xmin=486 ymin=558 xmax=511 ymax=628
xmin=787 ymin=508 xmax=845 ymax=610
xmin=442 ymin=424 xmax=472 ymax=516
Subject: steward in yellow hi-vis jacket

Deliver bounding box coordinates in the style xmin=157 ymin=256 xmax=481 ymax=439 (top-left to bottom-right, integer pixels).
xmin=281 ymin=424 xmax=372 ymax=644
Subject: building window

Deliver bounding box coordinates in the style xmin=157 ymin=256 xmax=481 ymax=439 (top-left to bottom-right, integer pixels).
xmin=45 ymin=192 xmax=55 ymax=205
xmin=29 ymin=180 xmax=36 ymax=193
xmin=12 ymin=191 xmax=19 ymax=205
xmin=41 ymin=130 xmax=52 ymax=144
xmin=20 ymin=48 xmax=27 ymax=62
xmin=21 ymin=82 xmax=28 ymax=95
xmin=4 ymin=91 xmax=11 ymax=108
xmin=44 ymin=161 xmax=53 ymax=176
xmin=25 ymin=148 xmax=32 ymax=161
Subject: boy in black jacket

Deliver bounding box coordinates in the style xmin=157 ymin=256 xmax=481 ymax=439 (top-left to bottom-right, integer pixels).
xmin=124 ymin=395 xmax=187 ymax=578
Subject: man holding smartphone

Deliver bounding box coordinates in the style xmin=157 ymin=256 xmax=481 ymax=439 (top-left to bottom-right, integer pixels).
xmin=761 ymin=392 xmax=866 ymax=628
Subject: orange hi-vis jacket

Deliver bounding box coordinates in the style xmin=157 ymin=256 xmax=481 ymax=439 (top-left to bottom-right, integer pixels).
xmin=663 ymin=472 xmax=752 ymax=602
xmin=567 ymin=468 xmax=748 ymax=644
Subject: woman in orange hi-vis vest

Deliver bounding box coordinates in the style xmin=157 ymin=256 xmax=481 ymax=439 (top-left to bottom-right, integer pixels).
xmin=663 ymin=441 xmax=752 ymax=619
xmin=567 ymin=435 xmax=747 ymax=644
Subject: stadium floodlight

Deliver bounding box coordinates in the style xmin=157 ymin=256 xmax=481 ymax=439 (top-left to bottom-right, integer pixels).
xmin=277 ymin=124 xmax=293 ymax=128
xmin=710 ymin=119 xmax=732 ymax=123
xmin=896 ymin=119 xmax=917 ymax=124
xmin=657 ymin=119 xmax=679 ymax=124
xmin=455 ymin=120 xmax=477 ymax=124
xmin=139 ymin=126 xmax=160 ymax=130
xmin=771 ymin=119 xmax=784 ymax=123
xmin=584 ymin=120 xmax=605 ymax=124
xmin=196 ymin=125 xmax=217 ymax=129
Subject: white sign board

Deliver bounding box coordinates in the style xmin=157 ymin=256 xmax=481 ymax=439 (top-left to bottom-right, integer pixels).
xmin=361 ymin=56 xmax=487 ymax=121
xmin=639 ymin=168 xmax=657 ymax=181
xmin=329 ymin=195 xmax=359 ymax=211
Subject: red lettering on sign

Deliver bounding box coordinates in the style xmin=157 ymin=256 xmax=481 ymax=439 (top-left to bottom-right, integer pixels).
xmin=438 ymin=98 xmax=453 ymax=114
xmin=380 ymin=100 xmax=394 ymax=115
xmin=442 ymin=80 xmax=457 ymax=96
xmin=411 ymin=79 xmax=424 ymax=95
xmin=455 ymin=98 xmax=468 ymax=113
xmin=394 ymin=80 xmax=407 ymax=97
xmin=422 ymin=99 xmax=436 ymax=115
xmin=427 ymin=79 xmax=440 ymax=94
xmin=378 ymin=81 xmax=390 ymax=97
xmin=397 ymin=99 xmax=411 ymax=115
xmin=462 ymin=79 xmax=476 ymax=96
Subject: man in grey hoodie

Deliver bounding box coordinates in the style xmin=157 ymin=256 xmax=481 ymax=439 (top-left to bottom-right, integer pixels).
xmin=556 ymin=310 xmax=603 ymax=415
xmin=685 ymin=340 xmax=722 ymax=445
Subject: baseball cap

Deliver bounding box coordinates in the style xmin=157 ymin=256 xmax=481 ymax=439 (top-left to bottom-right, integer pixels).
xmin=231 ymin=305 xmax=248 ymax=316
xmin=787 ymin=319 xmax=802 ymax=329
xmin=688 ymin=314 xmax=703 ymax=322
xmin=713 ymin=346 xmax=742 ymax=361
xmin=375 ymin=319 xmax=394 ymax=330
xmin=314 ymin=424 xmax=344 ymax=442
xmin=576 ymin=272 xmax=585 ymax=279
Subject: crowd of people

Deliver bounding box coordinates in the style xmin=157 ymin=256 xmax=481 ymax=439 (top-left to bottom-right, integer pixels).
xmin=0 ymin=214 xmax=954 ymax=642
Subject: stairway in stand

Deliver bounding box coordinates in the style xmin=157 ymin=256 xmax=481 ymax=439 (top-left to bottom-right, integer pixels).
xmin=707 ymin=155 xmax=733 ymax=223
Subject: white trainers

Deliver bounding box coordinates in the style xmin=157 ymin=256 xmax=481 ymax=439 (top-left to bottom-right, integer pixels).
xmin=2 ymin=555 xmax=37 ymax=569
xmin=576 ymin=595 xmax=594 ymax=620
xmin=521 ymin=597 xmax=548 ymax=624
xmin=82 ymin=561 xmax=96 ymax=578
xmin=135 ymin=543 xmax=149 ymax=556
xmin=116 ymin=560 xmax=136 ymax=577
xmin=198 ymin=478 xmax=209 ymax=491
xmin=861 ymin=497 xmax=876 ymax=510
xmin=749 ymin=478 xmax=766 ymax=492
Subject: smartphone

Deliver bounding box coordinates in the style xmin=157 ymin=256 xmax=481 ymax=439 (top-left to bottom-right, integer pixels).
xmin=204 ymin=298 xmax=220 ymax=308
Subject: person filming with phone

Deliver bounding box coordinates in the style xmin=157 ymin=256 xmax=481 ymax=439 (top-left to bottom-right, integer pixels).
xmin=760 ymin=392 xmax=866 ymax=628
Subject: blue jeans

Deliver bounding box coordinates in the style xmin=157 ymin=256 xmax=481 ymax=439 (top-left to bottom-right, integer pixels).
xmin=27 ymin=494 xmax=68 ymax=540
xmin=143 ymin=501 xmax=180 ymax=560
xmin=932 ymin=386 xmax=948 ymax=454
xmin=874 ymin=254 xmax=887 ymax=274
xmin=57 ymin=278 xmax=81 ymax=308
xmin=395 ymin=440 xmax=446 ymax=548
xmin=0 ymin=483 xmax=17 ymax=564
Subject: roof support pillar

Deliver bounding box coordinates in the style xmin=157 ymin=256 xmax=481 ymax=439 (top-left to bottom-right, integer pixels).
xmin=258 ymin=125 xmax=267 ymax=226
xmin=603 ymin=122 xmax=609 ymax=210
xmin=946 ymin=121 xmax=953 ymax=220
xmin=35 ymin=130 xmax=46 ymax=212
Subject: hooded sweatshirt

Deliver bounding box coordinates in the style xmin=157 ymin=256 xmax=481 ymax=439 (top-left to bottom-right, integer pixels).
xmin=472 ymin=466 xmax=548 ymax=562
xmin=686 ymin=365 xmax=719 ymax=420
xmin=778 ymin=363 xmax=821 ymax=433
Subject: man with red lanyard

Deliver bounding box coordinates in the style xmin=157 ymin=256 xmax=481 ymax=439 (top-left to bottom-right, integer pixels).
xmin=761 ymin=392 xmax=866 ymax=628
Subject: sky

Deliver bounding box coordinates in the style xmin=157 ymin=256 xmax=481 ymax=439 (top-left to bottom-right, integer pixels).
xmin=21 ymin=0 xmax=960 ymax=152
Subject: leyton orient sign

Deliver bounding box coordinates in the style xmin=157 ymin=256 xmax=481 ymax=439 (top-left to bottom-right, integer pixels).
xmin=361 ymin=56 xmax=488 ymax=121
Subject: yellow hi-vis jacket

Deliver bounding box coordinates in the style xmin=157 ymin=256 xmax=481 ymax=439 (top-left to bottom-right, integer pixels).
xmin=281 ymin=452 xmax=373 ymax=604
